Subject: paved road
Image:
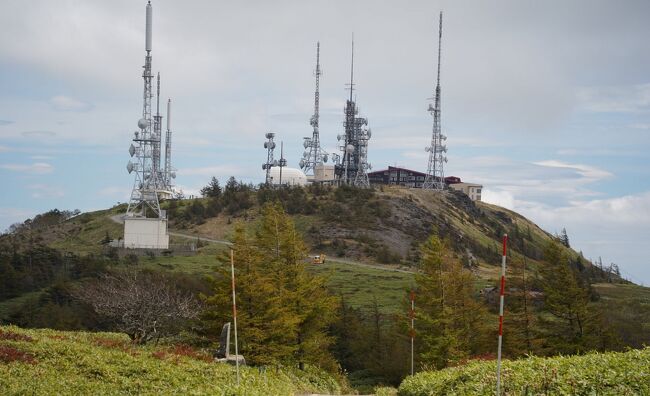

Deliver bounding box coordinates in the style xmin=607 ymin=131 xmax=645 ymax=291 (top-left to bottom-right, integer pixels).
xmin=109 ymin=214 xmax=413 ymax=274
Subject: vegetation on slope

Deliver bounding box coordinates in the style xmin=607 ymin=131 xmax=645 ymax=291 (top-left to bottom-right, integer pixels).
xmin=0 ymin=326 xmax=342 ymax=395
xmin=398 ymin=347 xmax=650 ymax=396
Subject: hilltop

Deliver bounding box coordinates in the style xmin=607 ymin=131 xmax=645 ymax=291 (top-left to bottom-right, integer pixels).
xmin=6 ymin=185 xmax=619 ymax=281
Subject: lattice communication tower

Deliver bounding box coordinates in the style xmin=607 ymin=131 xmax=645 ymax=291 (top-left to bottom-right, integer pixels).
xmin=423 ymin=12 xmax=447 ymax=191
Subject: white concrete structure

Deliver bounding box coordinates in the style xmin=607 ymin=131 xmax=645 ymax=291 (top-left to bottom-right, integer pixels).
xmin=123 ymin=217 xmax=169 ymax=249
xmin=449 ymin=182 xmax=483 ymax=201
xmin=268 ymin=167 xmax=308 ymax=186
xmin=313 ymin=164 xmax=335 ymax=182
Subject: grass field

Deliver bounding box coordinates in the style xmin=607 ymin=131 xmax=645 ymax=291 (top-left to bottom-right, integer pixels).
xmin=0 ymin=326 xmax=343 ymax=395
xmin=309 ymin=260 xmax=414 ymax=315
xmin=399 ymin=347 xmax=650 ymax=396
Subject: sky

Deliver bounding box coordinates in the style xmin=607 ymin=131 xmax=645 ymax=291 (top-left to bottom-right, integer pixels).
xmin=0 ymin=0 xmax=649 ymax=284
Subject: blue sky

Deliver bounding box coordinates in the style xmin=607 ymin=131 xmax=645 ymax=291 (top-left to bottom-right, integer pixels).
xmin=1 ymin=0 xmax=649 ymax=284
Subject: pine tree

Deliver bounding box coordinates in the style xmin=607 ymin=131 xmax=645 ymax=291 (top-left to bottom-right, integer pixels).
xmin=504 ymin=253 xmax=537 ymax=357
xmin=538 ymin=242 xmax=606 ymax=354
xmin=201 ymin=202 xmax=339 ymax=370
xmin=414 ymin=235 xmax=490 ymax=369
xmin=200 ymin=177 xmax=222 ymax=198
xmin=559 ymin=228 xmax=570 ymax=248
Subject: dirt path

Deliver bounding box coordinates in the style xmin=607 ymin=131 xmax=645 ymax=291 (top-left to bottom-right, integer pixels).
xmin=109 ymin=215 xmax=413 ymax=274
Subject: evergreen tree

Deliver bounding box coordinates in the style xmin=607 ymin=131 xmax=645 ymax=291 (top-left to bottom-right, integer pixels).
xmin=538 ymin=242 xmax=615 ymax=354
xmin=414 ymin=235 xmax=490 ymax=369
xmin=504 ymin=254 xmax=537 ymax=357
xmin=200 ymin=177 xmax=222 ymax=198
xmin=559 ymin=228 xmax=570 ymax=248
xmin=201 ymin=202 xmax=339 ymax=370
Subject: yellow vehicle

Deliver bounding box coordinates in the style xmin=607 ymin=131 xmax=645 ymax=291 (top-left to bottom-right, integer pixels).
xmin=312 ymin=254 xmax=326 ymax=264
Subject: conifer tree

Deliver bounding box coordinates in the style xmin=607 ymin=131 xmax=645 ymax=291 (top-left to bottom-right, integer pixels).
xmin=537 ymin=242 xmax=621 ymax=355
xmin=414 ymin=235 xmax=490 ymax=369
xmin=201 ymin=202 xmax=339 ymax=370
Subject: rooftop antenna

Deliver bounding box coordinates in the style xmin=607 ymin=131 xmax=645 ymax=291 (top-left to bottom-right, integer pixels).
xmin=300 ymin=42 xmax=329 ymax=175
xmin=335 ymin=34 xmax=371 ymax=188
xmin=423 ymin=11 xmax=447 ymax=191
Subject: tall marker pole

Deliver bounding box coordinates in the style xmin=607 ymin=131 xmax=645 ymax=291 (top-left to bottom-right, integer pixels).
xmin=496 ymin=234 xmax=508 ymax=395
xmin=409 ymin=290 xmax=415 ymax=376
xmin=230 ymin=249 xmax=240 ymax=385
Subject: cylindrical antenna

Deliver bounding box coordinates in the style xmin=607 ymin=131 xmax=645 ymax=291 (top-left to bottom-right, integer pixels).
xmin=436 ymin=12 xmax=443 ymax=90
xmin=349 ymin=33 xmax=355 ymax=102
xmin=145 ymin=1 xmax=152 ymax=52
xmin=156 ymin=72 xmax=161 ymax=115
xmin=166 ymin=98 xmax=171 ymax=131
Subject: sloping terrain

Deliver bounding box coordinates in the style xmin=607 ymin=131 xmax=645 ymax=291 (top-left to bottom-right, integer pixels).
xmin=398 ymin=347 xmax=650 ymax=395
xmin=0 ymin=325 xmax=342 ymax=395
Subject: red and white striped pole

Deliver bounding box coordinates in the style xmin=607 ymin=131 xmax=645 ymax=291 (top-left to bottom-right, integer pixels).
xmin=496 ymin=234 xmax=508 ymax=395
xmin=409 ymin=290 xmax=415 ymax=376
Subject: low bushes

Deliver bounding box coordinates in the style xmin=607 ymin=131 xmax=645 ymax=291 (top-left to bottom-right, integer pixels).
xmin=399 ymin=348 xmax=650 ymax=396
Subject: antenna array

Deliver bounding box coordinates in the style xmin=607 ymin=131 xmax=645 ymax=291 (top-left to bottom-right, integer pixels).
xmin=422 ymin=12 xmax=447 ymax=191
xmin=126 ymin=1 xmax=175 ymax=218
xmin=300 ymin=42 xmax=329 ymax=174
xmin=335 ymin=36 xmax=372 ymax=187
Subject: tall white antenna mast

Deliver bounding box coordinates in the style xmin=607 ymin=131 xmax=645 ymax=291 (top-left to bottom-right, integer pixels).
xmin=423 ymin=12 xmax=447 ymax=191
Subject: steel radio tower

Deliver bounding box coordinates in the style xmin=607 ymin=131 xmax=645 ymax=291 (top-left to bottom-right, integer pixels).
xmin=126 ymin=1 xmax=166 ymax=218
xmin=335 ymin=36 xmax=372 ymax=187
xmin=422 ymin=12 xmax=447 ymax=191
xmin=300 ymin=42 xmax=329 ymax=174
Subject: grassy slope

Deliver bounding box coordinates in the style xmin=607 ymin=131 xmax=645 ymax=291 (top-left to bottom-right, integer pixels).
xmin=16 ymin=188 xmax=645 ymax=319
xmin=398 ymin=347 xmax=650 ymax=396
xmin=0 ymin=326 xmax=342 ymax=396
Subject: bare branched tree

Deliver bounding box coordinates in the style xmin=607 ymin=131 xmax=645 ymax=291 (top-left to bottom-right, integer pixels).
xmin=75 ymin=271 xmax=200 ymax=344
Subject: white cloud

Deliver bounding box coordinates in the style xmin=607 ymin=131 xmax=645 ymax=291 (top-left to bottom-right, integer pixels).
xmin=532 ymin=160 xmax=613 ymax=181
xmin=97 ymin=186 xmax=131 ymax=199
xmin=576 ymin=83 xmax=650 ymax=113
xmin=0 ymin=208 xmax=35 ymax=231
xmin=30 ymin=155 xmax=54 ymax=160
xmin=176 ymin=165 xmax=244 ymax=177
xmin=28 ymin=184 xmax=65 ymax=199
xmin=49 ymin=95 xmax=93 ymax=112
xmin=0 ymin=162 xmax=54 ymax=174
xmin=482 ymin=189 xmax=515 ymax=210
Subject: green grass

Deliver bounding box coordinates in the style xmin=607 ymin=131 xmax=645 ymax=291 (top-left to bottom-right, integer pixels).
xmin=309 ymin=260 xmax=414 ymax=315
xmin=48 ymin=209 xmax=123 ymax=254
xmin=399 ymin=348 xmax=650 ymax=396
xmin=0 ymin=291 xmax=46 ymax=321
xmin=0 ymin=325 xmax=343 ymax=395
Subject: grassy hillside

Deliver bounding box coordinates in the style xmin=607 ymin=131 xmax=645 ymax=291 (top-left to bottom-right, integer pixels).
xmin=398 ymin=347 xmax=650 ymax=395
xmin=0 ymin=326 xmax=343 ymax=395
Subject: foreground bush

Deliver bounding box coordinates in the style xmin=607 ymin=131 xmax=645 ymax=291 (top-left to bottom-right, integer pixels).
xmin=399 ymin=348 xmax=650 ymax=396
xmin=0 ymin=326 xmax=341 ymax=395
